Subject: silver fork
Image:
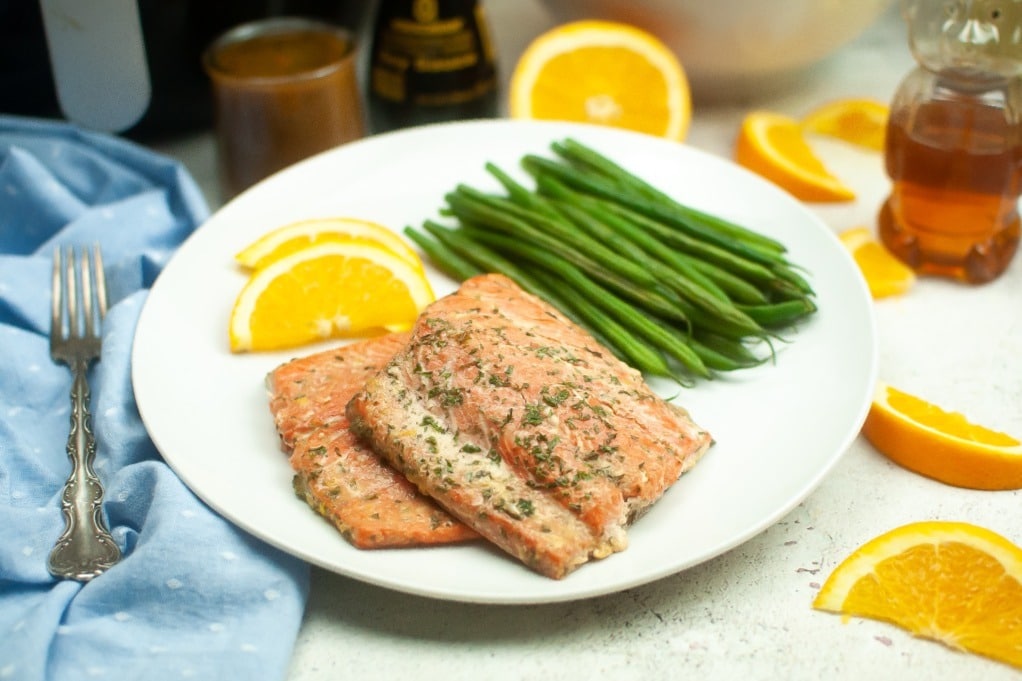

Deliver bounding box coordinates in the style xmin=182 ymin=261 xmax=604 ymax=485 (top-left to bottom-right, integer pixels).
xmin=47 ymin=245 xmax=121 ymax=581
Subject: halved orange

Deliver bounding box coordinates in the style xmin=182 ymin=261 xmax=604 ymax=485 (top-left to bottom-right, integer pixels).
xmin=735 ymin=110 xmax=856 ymax=202
xmin=813 ymin=520 xmax=1022 ymax=670
xmin=838 ymin=226 xmax=915 ymax=299
xmin=229 ymin=240 xmax=435 ymax=352
xmin=863 ymin=382 xmax=1022 ymax=490
xmin=235 ymin=217 xmax=422 ymax=272
xmin=802 ymin=98 xmax=889 ymax=151
xmin=509 ymin=20 xmax=691 ymax=141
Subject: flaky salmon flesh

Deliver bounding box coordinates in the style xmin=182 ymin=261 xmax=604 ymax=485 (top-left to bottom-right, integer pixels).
xmin=267 ymin=332 xmax=477 ymax=549
xmin=347 ymin=274 xmax=712 ymax=579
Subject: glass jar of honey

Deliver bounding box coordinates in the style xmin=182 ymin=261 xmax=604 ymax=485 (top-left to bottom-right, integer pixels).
xmin=878 ymin=0 xmax=1022 ymax=283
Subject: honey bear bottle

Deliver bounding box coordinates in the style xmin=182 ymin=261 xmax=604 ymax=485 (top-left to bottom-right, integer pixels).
xmin=878 ymin=0 xmax=1022 ymax=283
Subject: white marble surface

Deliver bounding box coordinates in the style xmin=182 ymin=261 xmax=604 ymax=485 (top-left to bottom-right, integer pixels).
xmin=152 ymin=2 xmax=1022 ymax=679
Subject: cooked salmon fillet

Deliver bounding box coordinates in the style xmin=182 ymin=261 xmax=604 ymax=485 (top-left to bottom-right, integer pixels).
xmin=347 ymin=274 xmax=713 ymax=578
xmin=267 ymin=332 xmax=477 ymax=549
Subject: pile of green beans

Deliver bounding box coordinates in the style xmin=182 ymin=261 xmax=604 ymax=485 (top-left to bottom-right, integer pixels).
xmin=404 ymin=137 xmax=817 ymax=385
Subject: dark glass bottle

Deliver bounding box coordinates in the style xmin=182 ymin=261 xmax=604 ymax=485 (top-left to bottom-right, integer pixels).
xmin=367 ymin=0 xmax=498 ymax=133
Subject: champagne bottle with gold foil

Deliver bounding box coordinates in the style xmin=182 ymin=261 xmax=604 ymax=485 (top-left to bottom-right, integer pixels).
xmin=367 ymin=0 xmax=498 ymax=132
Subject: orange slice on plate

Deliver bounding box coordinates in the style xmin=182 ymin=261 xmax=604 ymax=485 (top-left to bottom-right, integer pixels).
xmin=229 ymin=240 xmax=435 ymax=352
xmin=735 ymin=110 xmax=856 ymax=202
xmin=862 ymin=382 xmax=1022 ymax=490
xmin=235 ymin=217 xmax=422 ymax=272
xmin=839 ymin=226 xmax=915 ymax=299
xmin=802 ymin=98 xmax=889 ymax=151
xmin=813 ymin=520 xmax=1022 ymax=670
xmin=509 ymin=20 xmax=692 ymax=141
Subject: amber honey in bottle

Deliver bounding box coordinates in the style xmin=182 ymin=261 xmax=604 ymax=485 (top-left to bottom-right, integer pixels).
xmin=367 ymin=0 xmax=498 ymax=133
xmin=878 ymin=72 xmax=1022 ymax=283
xmin=878 ymin=0 xmax=1022 ymax=283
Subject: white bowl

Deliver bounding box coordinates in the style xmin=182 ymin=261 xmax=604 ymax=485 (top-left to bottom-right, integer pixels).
xmin=537 ymin=0 xmax=895 ymax=100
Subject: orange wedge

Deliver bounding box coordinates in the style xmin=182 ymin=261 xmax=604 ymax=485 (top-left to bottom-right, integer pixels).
xmin=735 ymin=110 xmax=856 ymax=202
xmin=813 ymin=520 xmax=1022 ymax=670
xmin=863 ymin=382 xmax=1022 ymax=490
xmin=235 ymin=217 xmax=422 ymax=272
xmin=802 ymin=98 xmax=889 ymax=151
xmin=838 ymin=226 xmax=915 ymax=299
xmin=229 ymin=240 xmax=435 ymax=352
xmin=509 ymin=20 xmax=691 ymax=141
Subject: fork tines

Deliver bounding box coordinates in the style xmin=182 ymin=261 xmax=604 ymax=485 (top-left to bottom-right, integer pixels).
xmin=51 ymin=245 xmax=107 ymax=347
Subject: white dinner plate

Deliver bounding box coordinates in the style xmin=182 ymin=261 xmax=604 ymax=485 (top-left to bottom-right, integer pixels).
xmin=132 ymin=119 xmax=877 ymax=604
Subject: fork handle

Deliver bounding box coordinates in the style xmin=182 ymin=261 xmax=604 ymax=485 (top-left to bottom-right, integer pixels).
xmin=48 ymin=357 xmax=121 ymax=581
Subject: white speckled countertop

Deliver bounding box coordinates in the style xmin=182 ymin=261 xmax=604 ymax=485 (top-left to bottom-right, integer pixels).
xmin=152 ymin=2 xmax=1022 ymax=679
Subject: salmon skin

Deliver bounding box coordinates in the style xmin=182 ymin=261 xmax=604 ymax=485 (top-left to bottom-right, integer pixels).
xmin=347 ymin=274 xmax=713 ymax=579
xmin=267 ymin=332 xmax=477 ymax=549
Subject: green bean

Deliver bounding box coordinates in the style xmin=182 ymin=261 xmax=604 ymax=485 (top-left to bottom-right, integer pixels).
xmin=552 ymin=137 xmax=789 ymax=255
xmin=536 ymin=173 xmax=727 ymax=297
xmin=686 ymin=337 xmax=758 ymax=372
xmin=450 ymin=185 xmax=659 ymax=288
xmin=549 ymin=202 xmax=648 ymax=264
xmin=527 ymin=270 xmax=680 ymax=380
xmin=534 ymin=169 xmax=805 ymax=301
xmin=581 ymin=292 xmax=710 ymax=380
xmin=537 ymin=173 xmax=779 ymax=305
xmin=594 ymin=198 xmax=791 ymax=291
xmin=484 ymin=162 xmax=563 ymax=221
xmin=450 ymin=223 xmax=665 ymax=364
xmin=453 ymin=196 xmax=755 ymax=343
xmin=770 ymin=262 xmax=815 ymax=296
xmin=693 ymin=331 xmax=766 ymax=367
xmin=410 ymin=220 xmax=677 ymax=377
xmin=419 ymin=221 xmax=552 ymax=301
xmin=443 ymin=191 xmax=619 ymax=289
xmin=403 ymin=226 xmax=481 ymax=281
xmin=548 ymin=190 xmax=732 ymax=303
xmin=434 ymin=222 xmax=652 ymax=358
xmin=422 ymin=220 xmax=645 ymax=350
xmin=671 ymin=296 xmax=767 ymax=341
xmin=737 ymin=299 xmax=818 ymax=327
xmin=656 ymin=272 xmax=764 ymax=337
xmin=463 ymin=228 xmax=711 ymax=379
xmin=524 ymin=175 xmax=764 ymax=336
xmin=450 ymin=217 xmax=691 ymax=324
xmin=522 ymin=154 xmax=789 ymax=267
xmin=677 ymin=254 xmax=770 ymax=305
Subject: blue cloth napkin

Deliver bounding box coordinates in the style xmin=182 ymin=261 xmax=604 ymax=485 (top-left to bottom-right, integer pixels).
xmin=0 ymin=115 xmax=309 ymax=681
